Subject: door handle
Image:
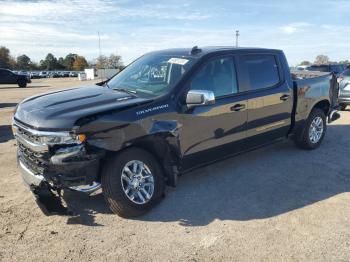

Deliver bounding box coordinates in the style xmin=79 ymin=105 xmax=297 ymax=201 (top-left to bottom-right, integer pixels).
xmin=280 ymin=94 xmax=290 ymax=101
xmin=231 ymin=104 xmax=246 ymax=111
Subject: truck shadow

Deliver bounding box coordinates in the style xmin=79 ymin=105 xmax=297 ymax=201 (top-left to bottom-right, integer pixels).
xmin=139 ymin=124 xmax=350 ymax=226
xmin=0 ymin=85 xmax=50 ymax=90
xmin=63 ymin=190 xmax=110 ymax=226
xmin=65 ymin=124 xmax=350 ymax=227
xmin=0 ymin=125 xmax=14 ymax=143
xmin=0 ymin=103 xmax=17 ymax=108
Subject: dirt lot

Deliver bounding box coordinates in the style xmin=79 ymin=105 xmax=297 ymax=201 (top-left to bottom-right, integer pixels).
xmin=1 ymin=78 xmax=350 ymax=261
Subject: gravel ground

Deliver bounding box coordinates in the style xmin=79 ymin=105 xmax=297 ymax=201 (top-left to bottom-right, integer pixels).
xmin=1 ymin=78 xmax=350 ymax=261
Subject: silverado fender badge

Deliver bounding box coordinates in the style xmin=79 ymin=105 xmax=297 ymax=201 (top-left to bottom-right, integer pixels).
xmin=136 ymin=104 xmax=169 ymax=115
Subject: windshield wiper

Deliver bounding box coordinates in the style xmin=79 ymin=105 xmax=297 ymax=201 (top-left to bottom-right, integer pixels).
xmin=112 ymin=87 xmax=138 ymax=96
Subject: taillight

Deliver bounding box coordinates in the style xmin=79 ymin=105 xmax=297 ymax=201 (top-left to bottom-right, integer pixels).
xmin=337 ymin=76 xmax=344 ymax=83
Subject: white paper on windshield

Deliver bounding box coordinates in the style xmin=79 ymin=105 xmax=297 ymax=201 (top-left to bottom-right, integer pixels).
xmin=168 ymin=58 xmax=189 ymax=65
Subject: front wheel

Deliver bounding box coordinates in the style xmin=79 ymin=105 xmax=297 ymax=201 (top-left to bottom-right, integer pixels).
xmin=18 ymin=80 xmax=27 ymax=88
xmin=101 ymin=148 xmax=165 ymax=218
xmin=294 ymin=108 xmax=327 ymax=150
xmin=339 ymin=103 xmax=347 ymax=111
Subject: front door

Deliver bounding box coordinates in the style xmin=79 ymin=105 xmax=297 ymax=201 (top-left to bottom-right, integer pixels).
xmin=0 ymin=70 xmax=16 ymax=84
xmin=179 ymin=55 xmax=248 ymax=170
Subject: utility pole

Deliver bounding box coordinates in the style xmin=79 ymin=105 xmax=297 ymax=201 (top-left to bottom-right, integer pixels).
xmin=235 ymin=30 xmax=240 ymax=47
xmin=98 ymin=31 xmax=102 ymax=80
xmin=98 ymin=31 xmax=101 ymax=59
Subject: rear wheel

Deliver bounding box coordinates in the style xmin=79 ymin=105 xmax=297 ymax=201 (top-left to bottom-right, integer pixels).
xmin=101 ymin=148 xmax=165 ymax=217
xmin=294 ymin=108 xmax=327 ymax=150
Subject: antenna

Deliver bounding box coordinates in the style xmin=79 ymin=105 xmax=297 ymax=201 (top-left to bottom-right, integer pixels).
xmin=235 ymin=30 xmax=240 ymax=47
xmin=98 ymin=31 xmax=101 ymax=60
xmin=190 ymin=46 xmax=202 ymax=55
xmin=98 ymin=31 xmax=102 ymax=80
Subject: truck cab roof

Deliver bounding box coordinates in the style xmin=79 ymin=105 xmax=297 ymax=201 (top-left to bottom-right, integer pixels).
xmin=148 ymin=46 xmax=283 ymax=59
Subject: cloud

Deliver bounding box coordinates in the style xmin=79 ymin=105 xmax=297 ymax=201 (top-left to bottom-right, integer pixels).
xmin=280 ymin=22 xmax=311 ymax=34
xmin=2 ymin=0 xmax=350 ymax=67
xmin=0 ymin=0 xmax=211 ymax=24
xmin=0 ymin=0 xmax=212 ymax=62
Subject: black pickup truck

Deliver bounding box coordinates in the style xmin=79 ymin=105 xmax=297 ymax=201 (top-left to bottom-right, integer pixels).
xmin=0 ymin=68 xmax=31 ymax=87
xmin=12 ymin=47 xmax=340 ymax=217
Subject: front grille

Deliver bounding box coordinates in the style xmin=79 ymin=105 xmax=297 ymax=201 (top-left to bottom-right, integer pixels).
xmin=13 ymin=120 xmax=51 ymax=175
xmin=18 ymin=142 xmax=50 ymax=175
xmin=17 ymin=125 xmax=42 ymax=144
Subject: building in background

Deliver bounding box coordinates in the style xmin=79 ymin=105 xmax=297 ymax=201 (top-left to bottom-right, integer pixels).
xmin=82 ymin=68 xmax=119 ymax=80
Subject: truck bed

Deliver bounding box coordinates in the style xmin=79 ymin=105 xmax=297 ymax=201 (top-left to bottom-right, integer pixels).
xmin=291 ymin=71 xmax=339 ymax=128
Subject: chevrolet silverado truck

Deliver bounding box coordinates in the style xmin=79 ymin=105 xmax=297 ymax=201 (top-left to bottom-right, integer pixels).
xmin=12 ymin=47 xmax=340 ymax=217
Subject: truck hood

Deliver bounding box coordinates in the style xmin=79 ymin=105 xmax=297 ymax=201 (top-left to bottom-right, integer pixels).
xmin=14 ymin=85 xmax=151 ymax=130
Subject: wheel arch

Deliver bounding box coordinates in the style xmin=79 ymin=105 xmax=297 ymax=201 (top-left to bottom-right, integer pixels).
xmin=311 ymin=99 xmax=330 ymax=116
xmin=129 ymin=134 xmax=181 ymax=187
xmin=290 ymin=99 xmax=330 ymax=140
xmin=102 ymin=133 xmax=181 ymax=187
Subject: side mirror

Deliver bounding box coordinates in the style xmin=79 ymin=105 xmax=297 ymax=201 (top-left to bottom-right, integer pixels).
xmin=186 ymin=90 xmax=215 ymax=107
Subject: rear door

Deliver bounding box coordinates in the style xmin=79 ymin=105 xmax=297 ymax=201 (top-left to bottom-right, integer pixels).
xmin=237 ymin=53 xmax=293 ymax=148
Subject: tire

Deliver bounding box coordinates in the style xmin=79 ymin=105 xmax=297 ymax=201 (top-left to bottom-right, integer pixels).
xmin=101 ymin=148 xmax=165 ymax=218
xmin=339 ymin=103 xmax=347 ymax=111
xmin=18 ymin=80 xmax=27 ymax=88
xmin=294 ymin=108 xmax=327 ymax=150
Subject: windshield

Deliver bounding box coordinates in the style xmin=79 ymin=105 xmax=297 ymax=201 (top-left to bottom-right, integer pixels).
xmin=107 ymin=54 xmax=196 ymax=97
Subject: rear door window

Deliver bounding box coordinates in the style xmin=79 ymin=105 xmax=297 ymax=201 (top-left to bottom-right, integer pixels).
xmin=240 ymin=54 xmax=281 ymax=91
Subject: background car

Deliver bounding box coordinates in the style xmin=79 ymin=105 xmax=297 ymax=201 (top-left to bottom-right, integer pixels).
xmin=69 ymin=71 xmax=78 ymax=77
xmin=307 ymin=64 xmax=346 ymax=75
xmin=39 ymin=71 xmax=48 ymax=78
xmin=296 ymin=65 xmax=309 ymax=71
xmin=0 ymin=68 xmax=31 ymax=87
xmin=337 ymin=68 xmax=350 ymax=110
xmin=29 ymin=72 xmax=40 ymax=79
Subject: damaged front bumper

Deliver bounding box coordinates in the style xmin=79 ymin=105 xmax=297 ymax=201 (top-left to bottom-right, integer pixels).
xmin=16 ymin=140 xmax=104 ymax=215
xmin=17 ymin=144 xmax=103 ymax=193
xmin=13 ymin=120 xmax=104 ymax=194
xmin=19 ymin=160 xmax=44 ymax=187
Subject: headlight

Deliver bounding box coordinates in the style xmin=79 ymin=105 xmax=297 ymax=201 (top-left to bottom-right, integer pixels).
xmin=12 ymin=124 xmax=18 ymax=136
xmin=12 ymin=119 xmax=87 ymax=146
xmin=39 ymin=133 xmax=86 ymax=145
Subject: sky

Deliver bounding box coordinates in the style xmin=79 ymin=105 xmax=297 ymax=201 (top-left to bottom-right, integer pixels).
xmin=1 ymin=0 xmax=350 ymax=66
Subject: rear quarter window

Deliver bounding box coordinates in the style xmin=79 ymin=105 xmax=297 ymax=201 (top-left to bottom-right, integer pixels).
xmin=240 ymin=54 xmax=281 ymax=91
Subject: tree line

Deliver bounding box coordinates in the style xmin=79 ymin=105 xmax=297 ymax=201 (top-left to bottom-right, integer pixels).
xmin=0 ymin=46 xmax=123 ymax=71
xmin=300 ymin=55 xmax=350 ymax=66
